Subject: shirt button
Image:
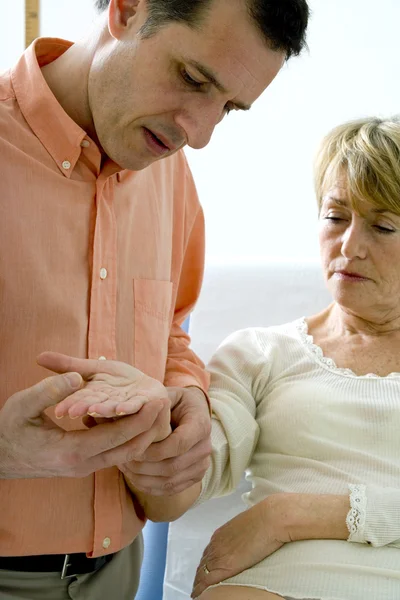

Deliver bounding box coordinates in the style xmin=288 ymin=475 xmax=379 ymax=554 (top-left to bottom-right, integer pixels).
xmin=81 ymin=140 xmax=90 ymax=148
xmin=102 ymin=537 xmax=111 ymax=549
xmin=98 ymin=356 xmax=107 ymax=361
xmin=62 ymin=160 xmax=71 ymax=170
xmin=100 ymin=268 xmax=108 ymax=280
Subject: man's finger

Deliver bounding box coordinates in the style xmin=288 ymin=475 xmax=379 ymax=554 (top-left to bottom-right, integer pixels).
xmin=142 ymin=416 xmax=211 ymax=462
xmin=85 ymin=421 xmax=162 ymax=474
xmin=122 ymin=457 xmax=210 ymax=496
xmin=13 ymin=373 xmax=83 ymax=419
xmin=38 ymin=352 xmax=146 ymax=385
xmin=126 ymin=438 xmax=211 ymax=477
xmin=72 ymin=399 xmax=165 ymax=459
xmin=99 ymin=400 xmax=171 ymax=467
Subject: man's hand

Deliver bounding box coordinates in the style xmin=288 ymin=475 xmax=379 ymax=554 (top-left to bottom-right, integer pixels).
xmin=0 ymin=372 xmax=168 ymax=479
xmin=37 ymin=353 xmax=211 ymax=498
xmin=119 ymin=386 xmax=212 ymax=497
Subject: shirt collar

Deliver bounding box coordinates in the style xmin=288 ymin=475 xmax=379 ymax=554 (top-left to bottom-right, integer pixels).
xmin=11 ymin=38 xmax=98 ymax=178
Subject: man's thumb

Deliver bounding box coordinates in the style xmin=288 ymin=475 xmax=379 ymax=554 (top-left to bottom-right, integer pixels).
xmin=16 ymin=373 xmax=83 ymax=417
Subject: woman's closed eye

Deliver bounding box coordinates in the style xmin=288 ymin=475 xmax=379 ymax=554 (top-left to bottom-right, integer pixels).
xmin=324 ymin=214 xmax=346 ymax=223
xmin=324 ymin=214 xmax=396 ymax=235
xmin=374 ymin=224 xmax=395 ymax=234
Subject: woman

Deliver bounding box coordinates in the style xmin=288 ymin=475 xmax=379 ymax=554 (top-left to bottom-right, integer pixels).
xmin=46 ymin=116 xmax=400 ymax=600
xmin=189 ymin=115 xmax=400 ymax=599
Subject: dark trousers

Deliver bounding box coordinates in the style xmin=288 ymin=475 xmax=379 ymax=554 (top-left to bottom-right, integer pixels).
xmin=0 ymin=535 xmax=143 ymax=600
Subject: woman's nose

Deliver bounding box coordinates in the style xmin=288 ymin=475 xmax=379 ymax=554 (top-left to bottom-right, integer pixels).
xmin=341 ymin=220 xmax=368 ymax=260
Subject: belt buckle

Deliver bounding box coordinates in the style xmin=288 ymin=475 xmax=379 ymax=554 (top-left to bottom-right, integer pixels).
xmin=61 ymin=554 xmax=78 ymax=580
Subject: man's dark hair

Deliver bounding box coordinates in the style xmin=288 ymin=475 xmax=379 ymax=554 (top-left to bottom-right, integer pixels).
xmin=94 ymin=0 xmax=309 ymax=59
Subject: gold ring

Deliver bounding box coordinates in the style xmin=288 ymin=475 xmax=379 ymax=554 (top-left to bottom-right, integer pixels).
xmin=203 ymin=564 xmax=210 ymax=575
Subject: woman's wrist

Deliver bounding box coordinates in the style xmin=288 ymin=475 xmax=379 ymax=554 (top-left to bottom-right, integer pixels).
xmin=268 ymin=492 xmax=350 ymax=543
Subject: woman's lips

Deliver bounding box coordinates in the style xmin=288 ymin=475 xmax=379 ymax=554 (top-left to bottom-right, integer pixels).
xmin=335 ymin=270 xmax=369 ymax=281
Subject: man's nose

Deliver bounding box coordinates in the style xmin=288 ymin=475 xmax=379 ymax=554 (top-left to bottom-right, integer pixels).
xmin=174 ymin=102 xmax=223 ymax=150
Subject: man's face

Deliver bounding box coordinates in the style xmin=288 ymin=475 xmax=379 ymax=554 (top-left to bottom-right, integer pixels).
xmin=88 ymin=0 xmax=285 ymax=170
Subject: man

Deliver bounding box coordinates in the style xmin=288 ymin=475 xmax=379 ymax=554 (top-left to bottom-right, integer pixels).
xmin=0 ymin=0 xmax=309 ymax=598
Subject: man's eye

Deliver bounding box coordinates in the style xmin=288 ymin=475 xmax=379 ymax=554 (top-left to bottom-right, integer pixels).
xmin=182 ymin=70 xmax=203 ymax=88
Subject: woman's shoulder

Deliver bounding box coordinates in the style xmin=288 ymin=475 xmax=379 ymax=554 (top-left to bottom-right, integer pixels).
xmin=216 ymin=318 xmax=306 ymax=357
xmin=208 ymin=319 xmax=311 ymax=386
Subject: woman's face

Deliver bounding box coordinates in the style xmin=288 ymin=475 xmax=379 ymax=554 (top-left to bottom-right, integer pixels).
xmin=319 ymin=182 xmax=400 ymax=321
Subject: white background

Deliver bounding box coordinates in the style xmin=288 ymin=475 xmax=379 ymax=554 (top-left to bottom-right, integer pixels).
xmin=1 ymin=0 xmax=399 ymax=262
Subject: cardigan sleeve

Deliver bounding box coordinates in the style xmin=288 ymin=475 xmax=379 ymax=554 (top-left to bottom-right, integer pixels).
xmin=197 ymin=328 xmax=273 ymax=503
xmin=347 ymin=483 xmax=400 ymax=548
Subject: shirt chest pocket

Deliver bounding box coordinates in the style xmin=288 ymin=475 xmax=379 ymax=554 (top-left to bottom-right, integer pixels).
xmin=133 ymin=279 xmax=173 ymax=382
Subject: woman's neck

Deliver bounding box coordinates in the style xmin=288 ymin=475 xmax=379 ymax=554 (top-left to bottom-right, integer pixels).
xmin=321 ymin=303 xmax=400 ymax=338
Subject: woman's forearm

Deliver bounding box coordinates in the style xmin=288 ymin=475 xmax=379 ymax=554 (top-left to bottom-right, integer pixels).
xmin=124 ymin=476 xmax=202 ymax=522
xmin=273 ymin=492 xmax=350 ymax=542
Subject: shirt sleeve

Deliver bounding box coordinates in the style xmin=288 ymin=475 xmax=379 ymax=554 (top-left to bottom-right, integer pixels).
xmin=197 ymin=328 xmax=272 ymax=503
xmin=163 ymin=156 xmax=209 ymax=394
xmin=347 ymin=483 xmax=400 ymax=548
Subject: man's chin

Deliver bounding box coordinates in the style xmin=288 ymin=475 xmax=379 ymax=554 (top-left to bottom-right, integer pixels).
xmin=110 ymin=151 xmax=167 ymax=172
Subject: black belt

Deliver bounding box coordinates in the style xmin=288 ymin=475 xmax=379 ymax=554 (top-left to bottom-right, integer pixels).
xmin=0 ymin=552 xmax=114 ymax=579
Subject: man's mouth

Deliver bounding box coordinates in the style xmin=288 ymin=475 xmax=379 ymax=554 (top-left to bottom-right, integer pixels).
xmin=143 ymin=128 xmax=171 ymax=155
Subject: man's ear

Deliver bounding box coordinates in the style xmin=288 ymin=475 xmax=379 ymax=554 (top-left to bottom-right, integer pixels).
xmin=108 ymin=0 xmax=145 ymax=40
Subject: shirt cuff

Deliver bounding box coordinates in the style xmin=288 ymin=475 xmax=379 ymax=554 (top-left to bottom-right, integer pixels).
xmin=346 ymin=483 xmax=368 ymax=544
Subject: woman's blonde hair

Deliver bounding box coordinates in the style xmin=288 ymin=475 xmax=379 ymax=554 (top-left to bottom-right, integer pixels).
xmin=314 ymin=116 xmax=400 ymax=215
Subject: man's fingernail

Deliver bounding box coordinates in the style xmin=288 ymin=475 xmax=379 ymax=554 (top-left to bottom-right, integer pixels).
xmin=65 ymin=372 xmax=82 ymax=389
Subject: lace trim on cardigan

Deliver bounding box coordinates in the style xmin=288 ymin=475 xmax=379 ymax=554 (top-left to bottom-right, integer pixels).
xmin=295 ymin=318 xmax=400 ymax=379
xmin=346 ymin=484 xmax=368 ymax=544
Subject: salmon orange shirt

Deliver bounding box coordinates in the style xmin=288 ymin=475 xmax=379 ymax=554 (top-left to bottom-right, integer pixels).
xmin=0 ymin=38 xmax=209 ymax=557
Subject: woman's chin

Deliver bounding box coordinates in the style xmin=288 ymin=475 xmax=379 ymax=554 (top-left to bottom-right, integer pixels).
xmin=330 ymin=288 xmax=373 ymax=315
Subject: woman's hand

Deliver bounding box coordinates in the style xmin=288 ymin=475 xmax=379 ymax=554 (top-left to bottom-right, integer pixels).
xmin=192 ymin=492 xmax=350 ymax=598
xmin=192 ymin=494 xmax=288 ymax=598
xmin=38 ymin=352 xmax=169 ymax=413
